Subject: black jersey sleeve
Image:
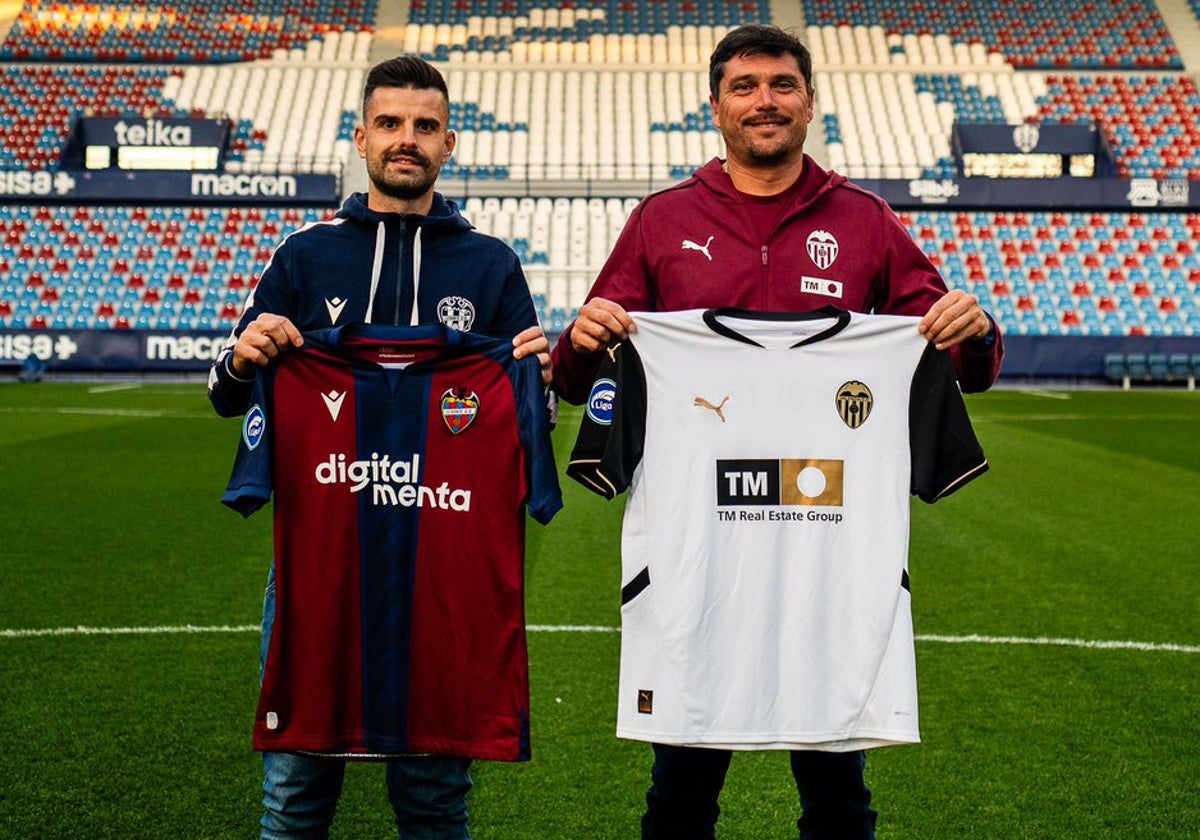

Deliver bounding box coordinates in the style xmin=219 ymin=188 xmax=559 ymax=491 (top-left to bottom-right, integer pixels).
xmin=566 ymin=340 xmax=647 ymax=499
xmin=909 ymin=343 xmax=989 ymax=504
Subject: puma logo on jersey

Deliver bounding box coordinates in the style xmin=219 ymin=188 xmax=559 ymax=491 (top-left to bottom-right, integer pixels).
xmin=681 ymin=235 xmax=714 ymax=261
xmin=322 ymin=390 xmax=346 ymax=421
xmin=694 ymin=395 xmax=729 ymax=422
xmin=606 ymin=342 xmax=622 ymax=363
xmin=325 ymin=296 xmax=348 ymax=325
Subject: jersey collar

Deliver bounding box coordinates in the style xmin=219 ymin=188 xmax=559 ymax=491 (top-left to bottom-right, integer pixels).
xmin=701 ymin=306 xmax=851 ymax=349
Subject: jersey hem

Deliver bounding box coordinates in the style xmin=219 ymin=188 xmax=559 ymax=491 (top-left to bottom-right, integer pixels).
xmin=615 ymin=728 xmax=920 ymax=752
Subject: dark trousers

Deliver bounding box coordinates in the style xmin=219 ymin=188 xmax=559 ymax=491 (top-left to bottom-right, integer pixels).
xmin=641 ymin=744 xmax=877 ymax=840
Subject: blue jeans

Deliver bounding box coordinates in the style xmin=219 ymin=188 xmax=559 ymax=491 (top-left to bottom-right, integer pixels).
xmin=259 ymin=566 xmax=473 ymax=840
xmin=641 ymin=744 xmax=876 ymax=840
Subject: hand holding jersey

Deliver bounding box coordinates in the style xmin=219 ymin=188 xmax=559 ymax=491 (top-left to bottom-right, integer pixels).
xmin=230 ymin=313 xmax=305 ymax=377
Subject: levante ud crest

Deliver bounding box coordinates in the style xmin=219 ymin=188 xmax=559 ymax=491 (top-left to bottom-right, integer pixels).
xmin=441 ymin=388 xmax=480 ymax=434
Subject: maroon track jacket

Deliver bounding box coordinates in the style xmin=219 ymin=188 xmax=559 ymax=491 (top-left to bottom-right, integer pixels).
xmin=552 ymin=155 xmax=1003 ymax=403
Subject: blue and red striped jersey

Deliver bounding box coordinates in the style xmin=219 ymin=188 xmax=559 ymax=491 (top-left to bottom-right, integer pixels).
xmin=223 ymin=322 xmax=561 ymax=761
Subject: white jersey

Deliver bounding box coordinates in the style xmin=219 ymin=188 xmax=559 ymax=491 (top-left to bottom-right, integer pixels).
xmin=568 ymin=308 xmax=988 ymax=751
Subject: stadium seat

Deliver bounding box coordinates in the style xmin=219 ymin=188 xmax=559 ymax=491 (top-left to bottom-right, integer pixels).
xmin=1167 ymin=354 xmax=1195 ymax=390
xmin=1103 ymin=353 xmax=1129 ymax=389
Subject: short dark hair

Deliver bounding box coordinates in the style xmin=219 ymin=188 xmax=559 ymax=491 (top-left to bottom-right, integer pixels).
xmin=708 ymin=24 xmax=813 ymax=100
xmin=362 ymin=55 xmax=449 ymax=118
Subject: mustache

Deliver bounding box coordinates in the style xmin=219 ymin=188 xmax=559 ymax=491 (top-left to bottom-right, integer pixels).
xmin=386 ymin=149 xmax=433 ymax=167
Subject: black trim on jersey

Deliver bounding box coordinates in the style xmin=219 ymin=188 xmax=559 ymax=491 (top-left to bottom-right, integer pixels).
xmin=909 ymin=342 xmax=989 ymax=503
xmin=621 ymin=567 xmax=650 ymax=605
xmin=567 ymin=340 xmax=648 ymax=499
xmin=901 ymin=569 xmax=910 ymax=593
xmin=701 ymin=306 xmax=851 ymax=348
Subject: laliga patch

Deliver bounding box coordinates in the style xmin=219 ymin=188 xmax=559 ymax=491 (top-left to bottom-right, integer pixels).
xmin=586 ymin=378 xmax=616 ymax=425
xmin=242 ymin=404 xmax=265 ymax=450
xmin=441 ymin=388 xmax=479 ymax=434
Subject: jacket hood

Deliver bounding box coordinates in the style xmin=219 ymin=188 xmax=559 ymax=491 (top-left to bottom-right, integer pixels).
xmin=331 ymin=191 xmax=474 ymax=328
xmin=336 ymin=191 xmax=474 ymax=234
xmin=690 ymin=155 xmax=848 ymax=215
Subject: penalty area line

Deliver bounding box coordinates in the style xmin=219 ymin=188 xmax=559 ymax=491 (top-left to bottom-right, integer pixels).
xmin=0 ymin=625 xmax=1194 ymax=653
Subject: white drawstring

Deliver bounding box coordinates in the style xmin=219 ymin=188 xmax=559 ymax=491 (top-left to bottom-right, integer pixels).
xmin=364 ymin=221 xmax=386 ymax=324
xmin=409 ymin=226 xmax=423 ymax=326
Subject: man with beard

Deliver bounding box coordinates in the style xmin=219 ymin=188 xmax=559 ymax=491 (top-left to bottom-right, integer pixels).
xmin=209 ymin=56 xmax=550 ymax=839
xmin=551 ymin=24 xmax=1003 ymax=840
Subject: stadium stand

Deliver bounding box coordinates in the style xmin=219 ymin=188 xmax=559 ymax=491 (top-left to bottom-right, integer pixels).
xmin=800 ymin=0 xmax=1183 ymax=69
xmin=0 ymin=1 xmax=377 ymax=63
xmin=0 ymin=0 xmax=1197 ymax=381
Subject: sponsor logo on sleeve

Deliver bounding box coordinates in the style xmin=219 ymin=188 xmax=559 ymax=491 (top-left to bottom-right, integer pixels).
xmin=242 ymin=404 xmax=266 ymax=450
xmin=586 ymin=378 xmax=616 ymax=425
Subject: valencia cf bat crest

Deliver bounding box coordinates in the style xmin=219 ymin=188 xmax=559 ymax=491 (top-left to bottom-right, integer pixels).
xmin=836 ymin=380 xmax=873 ymax=429
xmin=441 ymin=388 xmax=480 ymax=434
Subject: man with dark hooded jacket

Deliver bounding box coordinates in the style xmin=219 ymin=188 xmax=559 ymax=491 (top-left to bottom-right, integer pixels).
xmin=209 ymin=56 xmax=549 ymax=840
xmin=552 ymin=24 xmax=1002 ymax=840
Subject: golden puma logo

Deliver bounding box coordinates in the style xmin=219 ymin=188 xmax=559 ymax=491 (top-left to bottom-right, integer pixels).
xmin=694 ymin=395 xmax=729 ymax=422
xmin=606 ymin=342 xmax=622 ymax=363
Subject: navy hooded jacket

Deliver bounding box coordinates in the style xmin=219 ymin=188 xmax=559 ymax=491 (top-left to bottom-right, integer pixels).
xmin=208 ymin=191 xmax=539 ymax=417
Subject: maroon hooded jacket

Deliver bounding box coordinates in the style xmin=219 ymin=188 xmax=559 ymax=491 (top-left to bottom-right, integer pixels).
xmin=552 ymin=156 xmax=1003 ymax=403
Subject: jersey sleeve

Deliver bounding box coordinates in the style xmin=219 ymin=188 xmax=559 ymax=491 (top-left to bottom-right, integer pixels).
xmin=566 ymin=340 xmax=647 ymax=500
xmin=512 ymin=353 xmax=563 ymax=525
xmin=909 ymin=343 xmax=989 ymax=504
xmin=220 ymin=366 xmax=275 ymax=517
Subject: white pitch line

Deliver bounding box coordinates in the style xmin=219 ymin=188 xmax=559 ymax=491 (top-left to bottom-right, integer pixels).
xmin=0 ymin=406 xmax=208 ymax=419
xmin=916 ymin=633 xmax=1200 ymax=654
xmin=0 ymin=624 xmax=258 ymax=639
xmin=0 ymin=625 xmax=1194 ymax=653
xmin=87 ymin=383 xmax=144 ymax=394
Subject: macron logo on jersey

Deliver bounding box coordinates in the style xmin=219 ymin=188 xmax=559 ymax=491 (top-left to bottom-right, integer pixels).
xmin=322 ymin=390 xmax=346 ymax=421
xmin=716 ymin=459 xmax=844 ymax=523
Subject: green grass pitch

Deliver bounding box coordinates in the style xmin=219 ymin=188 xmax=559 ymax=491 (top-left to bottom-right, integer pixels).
xmin=1 ymin=382 xmax=1197 ymax=838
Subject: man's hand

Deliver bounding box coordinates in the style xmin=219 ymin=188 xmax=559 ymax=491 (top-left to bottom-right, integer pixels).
xmin=568 ymin=297 xmax=636 ymax=354
xmin=231 ymin=313 xmax=304 ymax=377
xmin=918 ymin=290 xmax=992 ymax=350
xmin=513 ymin=325 xmax=553 ymax=387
